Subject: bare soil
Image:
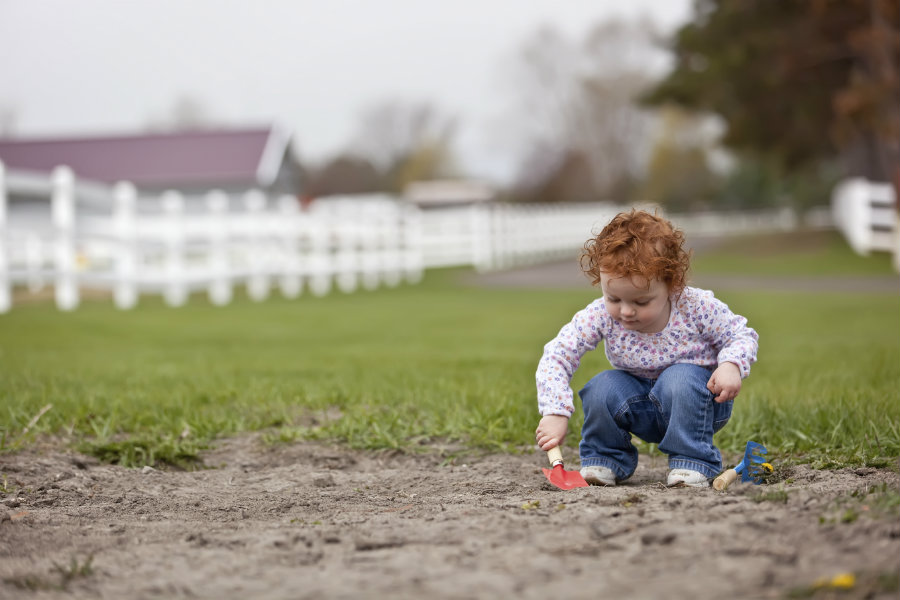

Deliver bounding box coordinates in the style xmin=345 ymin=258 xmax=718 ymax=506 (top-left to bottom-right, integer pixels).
xmin=1 ymin=437 xmax=898 ymax=600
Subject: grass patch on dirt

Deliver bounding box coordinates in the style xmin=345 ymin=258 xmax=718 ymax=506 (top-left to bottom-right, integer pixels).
xmin=818 ymin=482 xmax=900 ymax=525
xmin=0 ymin=231 xmax=898 ymax=468
xmin=3 ymin=554 xmax=94 ymax=592
xmin=787 ymin=570 xmax=900 ymax=599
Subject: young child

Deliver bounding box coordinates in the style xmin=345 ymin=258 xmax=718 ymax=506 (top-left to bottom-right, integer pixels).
xmin=534 ymin=210 xmax=758 ymax=488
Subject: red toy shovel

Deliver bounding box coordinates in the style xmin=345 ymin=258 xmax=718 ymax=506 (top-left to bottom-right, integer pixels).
xmin=542 ymin=447 xmax=589 ymax=490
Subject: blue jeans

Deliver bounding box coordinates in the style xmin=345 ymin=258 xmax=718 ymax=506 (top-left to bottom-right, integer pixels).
xmin=578 ymin=364 xmax=733 ymax=480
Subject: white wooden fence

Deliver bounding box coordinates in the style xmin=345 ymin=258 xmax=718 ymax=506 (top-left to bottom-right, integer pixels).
xmin=2 ymin=160 xmax=861 ymax=313
xmin=419 ymin=202 xmax=621 ymax=271
xmin=0 ymin=163 xmax=423 ymax=312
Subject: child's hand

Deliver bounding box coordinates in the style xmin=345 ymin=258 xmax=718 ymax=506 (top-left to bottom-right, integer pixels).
xmin=707 ymin=362 xmax=742 ymax=402
xmin=535 ymin=415 xmax=569 ymax=451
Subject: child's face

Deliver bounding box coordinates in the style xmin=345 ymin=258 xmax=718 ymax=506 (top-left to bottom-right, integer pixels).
xmin=599 ymin=273 xmax=671 ymax=334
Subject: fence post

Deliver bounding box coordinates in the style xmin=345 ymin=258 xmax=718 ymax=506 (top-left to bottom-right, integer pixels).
xmin=52 ymin=165 xmax=79 ymax=311
xmin=381 ymin=201 xmax=402 ymax=287
xmin=0 ymin=161 xmax=9 ymax=313
xmin=400 ymin=203 xmax=423 ymax=284
xmin=360 ymin=202 xmax=381 ymax=291
xmin=493 ymin=204 xmax=509 ymax=270
xmin=206 ymin=190 xmax=232 ymax=306
xmin=161 ymin=191 xmax=188 ymax=306
xmin=25 ymin=234 xmax=44 ymax=293
xmin=113 ymin=181 xmax=138 ymax=309
xmin=336 ymin=201 xmax=360 ymax=293
xmin=470 ymin=203 xmax=492 ymax=272
xmin=276 ymin=195 xmax=302 ymax=298
xmin=244 ymin=190 xmax=270 ymax=302
xmin=832 ymin=179 xmax=870 ymax=255
xmin=894 ymin=211 xmax=900 ymax=273
xmin=308 ymin=211 xmax=332 ymax=297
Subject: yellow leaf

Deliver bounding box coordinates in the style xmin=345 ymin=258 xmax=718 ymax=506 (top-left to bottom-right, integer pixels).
xmin=829 ymin=573 xmax=855 ymax=589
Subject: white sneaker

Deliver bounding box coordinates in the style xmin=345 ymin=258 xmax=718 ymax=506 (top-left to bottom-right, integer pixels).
xmin=580 ymin=465 xmax=617 ymax=486
xmin=667 ymin=468 xmax=710 ymax=488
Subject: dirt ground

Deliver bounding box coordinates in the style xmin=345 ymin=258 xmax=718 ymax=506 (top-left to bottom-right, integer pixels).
xmin=1 ymin=436 xmax=898 ymax=600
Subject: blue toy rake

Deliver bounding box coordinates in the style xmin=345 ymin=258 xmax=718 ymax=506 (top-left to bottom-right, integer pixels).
xmin=712 ymin=441 xmax=770 ymax=491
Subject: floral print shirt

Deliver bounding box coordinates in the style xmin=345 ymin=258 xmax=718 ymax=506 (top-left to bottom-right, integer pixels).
xmin=536 ymin=286 xmax=759 ymax=417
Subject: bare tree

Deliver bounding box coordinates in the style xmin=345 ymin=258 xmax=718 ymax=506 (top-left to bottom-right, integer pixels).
xmin=504 ymin=19 xmax=662 ymax=201
xmin=642 ymin=105 xmax=720 ymax=211
xmin=305 ymin=154 xmax=384 ymax=197
xmin=348 ymin=99 xmax=458 ymax=192
xmin=0 ymin=105 xmax=17 ymax=137
xmin=145 ymin=94 xmax=218 ymax=132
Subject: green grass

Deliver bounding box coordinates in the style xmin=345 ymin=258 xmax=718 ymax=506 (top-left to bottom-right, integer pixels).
xmin=708 ymin=289 xmax=899 ymax=468
xmin=0 ymin=230 xmax=898 ymax=469
xmin=690 ymin=229 xmax=896 ymax=277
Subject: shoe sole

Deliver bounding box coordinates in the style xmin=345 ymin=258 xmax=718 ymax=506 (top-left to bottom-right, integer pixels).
xmin=583 ymin=476 xmax=616 ymax=486
xmin=667 ymin=480 xmax=709 ymax=488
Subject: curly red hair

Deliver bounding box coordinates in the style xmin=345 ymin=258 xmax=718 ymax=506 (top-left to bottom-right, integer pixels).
xmin=581 ymin=209 xmax=691 ymax=294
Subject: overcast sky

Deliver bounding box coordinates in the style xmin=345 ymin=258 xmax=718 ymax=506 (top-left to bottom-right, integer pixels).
xmin=0 ymin=0 xmax=692 ymax=183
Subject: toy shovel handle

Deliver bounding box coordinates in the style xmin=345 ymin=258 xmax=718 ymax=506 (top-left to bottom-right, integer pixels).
xmin=713 ymin=468 xmax=739 ymax=491
xmin=546 ymin=446 xmax=564 ymax=468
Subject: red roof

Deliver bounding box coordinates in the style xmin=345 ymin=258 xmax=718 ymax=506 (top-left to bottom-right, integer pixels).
xmin=0 ymin=127 xmax=290 ymax=188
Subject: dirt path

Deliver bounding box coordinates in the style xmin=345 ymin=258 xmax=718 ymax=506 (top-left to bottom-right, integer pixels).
xmin=2 ymin=437 xmax=898 ymax=600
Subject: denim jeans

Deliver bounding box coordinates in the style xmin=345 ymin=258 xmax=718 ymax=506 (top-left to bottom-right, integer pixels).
xmin=578 ymin=364 xmax=733 ymax=480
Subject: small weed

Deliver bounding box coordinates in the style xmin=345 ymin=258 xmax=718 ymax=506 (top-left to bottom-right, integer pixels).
xmin=53 ymin=554 xmax=94 ymax=586
xmin=788 ymin=570 xmax=899 ymax=598
xmin=745 ymin=458 xmax=790 ymax=485
xmin=866 ymin=483 xmax=900 ymax=514
xmin=79 ymin=436 xmax=205 ymax=469
xmin=1 ymin=404 xmax=53 ymax=456
xmin=261 ymin=427 xmax=310 ymax=446
xmin=621 ymin=494 xmax=644 ymax=507
xmin=0 ymin=428 xmax=25 ymax=455
xmin=521 ymin=500 xmax=540 ymax=510
xmin=3 ymin=574 xmax=56 ymax=591
xmin=877 ymin=572 xmax=900 ymax=593
xmin=752 ymin=489 xmax=789 ymax=504
xmin=819 ymin=483 xmax=900 ymax=524
xmin=839 ymin=508 xmax=859 ymax=523
xmin=4 ymin=554 xmax=94 ymax=591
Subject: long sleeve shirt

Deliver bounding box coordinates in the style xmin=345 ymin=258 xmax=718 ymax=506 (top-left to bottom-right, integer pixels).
xmin=536 ymin=286 xmax=759 ymax=417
